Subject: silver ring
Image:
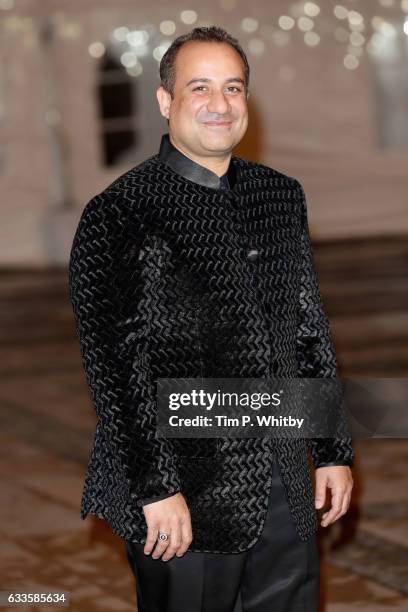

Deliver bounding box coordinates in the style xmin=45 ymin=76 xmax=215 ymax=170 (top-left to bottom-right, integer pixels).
xmin=158 ymin=531 xmax=169 ymax=542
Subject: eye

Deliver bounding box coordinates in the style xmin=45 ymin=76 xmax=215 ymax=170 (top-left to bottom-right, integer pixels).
xmin=192 ymin=85 xmax=243 ymax=93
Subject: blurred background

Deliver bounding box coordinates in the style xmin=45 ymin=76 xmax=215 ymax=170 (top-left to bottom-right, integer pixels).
xmin=0 ymin=0 xmax=407 ymax=610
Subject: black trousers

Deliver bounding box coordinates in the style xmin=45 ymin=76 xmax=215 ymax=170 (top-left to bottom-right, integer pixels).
xmin=124 ymin=458 xmax=320 ymax=612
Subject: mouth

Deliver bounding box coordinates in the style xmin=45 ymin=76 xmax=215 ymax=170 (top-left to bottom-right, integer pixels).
xmin=203 ymin=121 xmax=232 ymax=128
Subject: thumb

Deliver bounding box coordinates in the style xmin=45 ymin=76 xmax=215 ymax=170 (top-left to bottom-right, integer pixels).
xmin=315 ymin=474 xmax=327 ymax=509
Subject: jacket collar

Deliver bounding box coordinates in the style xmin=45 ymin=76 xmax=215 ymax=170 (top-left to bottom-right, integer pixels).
xmin=158 ymin=132 xmax=237 ymax=190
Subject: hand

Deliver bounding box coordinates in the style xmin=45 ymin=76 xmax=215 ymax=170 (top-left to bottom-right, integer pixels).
xmin=142 ymin=492 xmax=192 ymax=561
xmin=314 ymin=465 xmax=353 ymax=527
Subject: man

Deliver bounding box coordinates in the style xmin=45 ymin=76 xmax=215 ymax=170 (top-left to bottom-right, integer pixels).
xmin=68 ymin=26 xmax=353 ymax=612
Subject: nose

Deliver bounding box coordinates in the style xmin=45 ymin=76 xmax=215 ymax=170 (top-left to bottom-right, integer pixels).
xmin=206 ymin=89 xmax=231 ymax=115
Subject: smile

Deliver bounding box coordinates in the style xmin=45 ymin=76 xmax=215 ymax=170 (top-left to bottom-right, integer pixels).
xmin=203 ymin=121 xmax=232 ymax=128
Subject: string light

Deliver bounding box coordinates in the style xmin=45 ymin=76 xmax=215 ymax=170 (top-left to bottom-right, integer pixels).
xmin=3 ymin=3 xmax=407 ymax=74
xmin=248 ymin=38 xmax=265 ymax=55
xmin=304 ymin=31 xmax=320 ymax=46
xmin=113 ymin=27 xmax=129 ymax=42
xmin=88 ymin=42 xmax=105 ymax=58
xmin=344 ymin=54 xmax=359 ymax=69
xmin=180 ymin=10 xmax=197 ymax=25
xmin=304 ymin=3 xmax=320 ymax=18
xmin=278 ymin=16 xmax=295 ymax=31
xmin=334 ymin=5 xmax=349 ymax=20
xmin=241 ymin=18 xmax=259 ymax=33
xmin=297 ymin=16 xmax=314 ymax=31
xmin=159 ymin=21 xmax=176 ymax=36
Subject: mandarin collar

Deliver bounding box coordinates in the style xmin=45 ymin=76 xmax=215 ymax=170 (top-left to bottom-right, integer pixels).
xmin=157 ymin=132 xmax=237 ymax=190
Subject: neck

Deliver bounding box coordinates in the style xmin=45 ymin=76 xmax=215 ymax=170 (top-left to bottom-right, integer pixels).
xmin=169 ymin=134 xmax=231 ymax=177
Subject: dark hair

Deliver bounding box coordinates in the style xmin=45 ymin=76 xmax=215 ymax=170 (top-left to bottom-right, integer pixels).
xmin=159 ymin=26 xmax=250 ymax=99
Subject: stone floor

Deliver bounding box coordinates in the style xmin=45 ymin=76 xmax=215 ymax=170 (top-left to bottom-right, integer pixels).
xmin=0 ymin=243 xmax=407 ymax=611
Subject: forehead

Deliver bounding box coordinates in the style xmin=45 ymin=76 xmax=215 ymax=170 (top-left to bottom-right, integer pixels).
xmin=175 ymin=41 xmax=245 ymax=82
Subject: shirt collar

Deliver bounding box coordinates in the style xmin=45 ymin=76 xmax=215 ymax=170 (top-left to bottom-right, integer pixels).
xmin=157 ymin=132 xmax=237 ymax=190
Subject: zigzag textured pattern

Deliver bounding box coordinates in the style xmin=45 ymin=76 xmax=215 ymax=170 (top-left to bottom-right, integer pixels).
xmin=68 ymin=154 xmax=354 ymax=553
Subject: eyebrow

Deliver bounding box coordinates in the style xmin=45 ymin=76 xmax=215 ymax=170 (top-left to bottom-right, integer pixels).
xmin=186 ymin=77 xmax=246 ymax=87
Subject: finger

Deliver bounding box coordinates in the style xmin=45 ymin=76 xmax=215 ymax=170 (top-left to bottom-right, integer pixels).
xmin=340 ymin=490 xmax=352 ymax=517
xmin=144 ymin=523 xmax=159 ymax=555
xmin=176 ymin=517 xmax=193 ymax=557
xmin=162 ymin=521 xmax=182 ymax=562
xmin=151 ymin=526 xmax=171 ymax=559
xmin=321 ymin=488 xmax=344 ymax=527
xmin=315 ymin=472 xmax=327 ymax=509
xmin=325 ymin=488 xmax=350 ymax=525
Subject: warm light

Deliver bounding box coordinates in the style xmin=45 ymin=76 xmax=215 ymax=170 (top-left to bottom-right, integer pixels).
xmin=59 ymin=22 xmax=82 ymax=39
xmin=159 ymin=20 xmax=176 ymax=35
xmin=127 ymin=64 xmax=143 ymax=77
xmin=113 ymin=26 xmax=129 ymax=41
xmin=334 ymin=5 xmax=348 ymax=20
xmin=304 ymin=2 xmax=320 ymax=17
xmin=153 ymin=43 xmax=171 ymax=61
xmin=241 ymin=17 xmax=259 ymax=33
xmin=88 ymin=42 xmax=106 ymax=58
xmin=180 ymin=10 xmax=197 ymax=24
xmin=349 ymin=21 xmax=365 ymax=32
xmin=348 ymin=11 xmax=364 ymax=27
xmin=127 ymin=30 xmax=149 ymax=46
xmin=120 ymin=52 xmax=138 ymax=68
xmin=404 ymin=19 xmax=408 ymax=34
xmin=278 ymin=16 xmax=295 ymax=30
xmin=297 ymin=16 xmax=314 ymax=31
xmin=372 ymin=17 xmax=395 ymax=35
xmin=304 ymin=31 xmax=320 ymax=46
xmin=349 ymin=31 xmax=365 ymax=46
xmin=343 ymin=54 xmax=359 ymax=69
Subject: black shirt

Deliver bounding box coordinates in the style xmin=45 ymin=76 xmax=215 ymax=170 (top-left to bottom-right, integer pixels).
xmin=157 ymin=132 xmax=237 ymax=190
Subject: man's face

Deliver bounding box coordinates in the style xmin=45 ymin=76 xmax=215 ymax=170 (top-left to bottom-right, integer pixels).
xmin=157 ymin=41 xmax=249 ymax=158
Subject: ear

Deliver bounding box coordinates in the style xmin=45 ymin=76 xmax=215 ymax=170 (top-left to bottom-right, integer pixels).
xmin=156 ymin=86 xmax=172 ymax=120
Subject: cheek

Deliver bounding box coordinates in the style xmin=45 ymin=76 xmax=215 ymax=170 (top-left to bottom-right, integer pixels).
xmin=233 ymin=105 xmax=248 ymax=126
xmin=238 ymin=100 xmax=249 ymax=115
xmin=174 ymin=99 xmax=202 ymax=121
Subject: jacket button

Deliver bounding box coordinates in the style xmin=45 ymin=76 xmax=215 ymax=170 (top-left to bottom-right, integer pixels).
xmin=247 ymin=248 xmax=259 ymax=261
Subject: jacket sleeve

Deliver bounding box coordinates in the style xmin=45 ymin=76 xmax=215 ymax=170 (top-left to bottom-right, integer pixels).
xmin=140 ymin=491 xmax=181 ymax=506
xmin=68 ymin=190 xmax=182 ymax=505
xmin=294 ymin=180 xmax=354 ymax=469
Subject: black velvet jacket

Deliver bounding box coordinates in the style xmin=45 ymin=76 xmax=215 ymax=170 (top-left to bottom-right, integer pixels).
xmin=139 ymin=132 xmax=235 ymax=507
xmin=68 ymin=132 xmax=354 ymax=553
